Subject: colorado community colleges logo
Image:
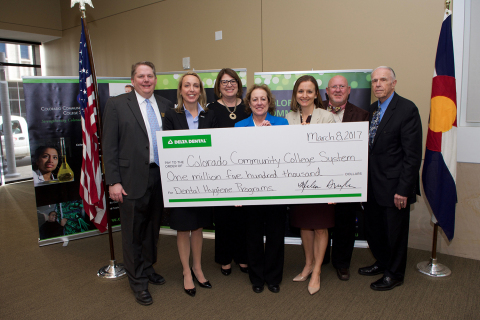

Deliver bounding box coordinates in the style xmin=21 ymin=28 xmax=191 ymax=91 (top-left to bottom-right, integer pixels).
xmin=162 ymin=135 xmax=212 ymax=149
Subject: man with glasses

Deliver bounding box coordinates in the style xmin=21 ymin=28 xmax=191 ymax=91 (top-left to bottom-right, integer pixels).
xmin=322 ymin=75 xmax=369 ymax=281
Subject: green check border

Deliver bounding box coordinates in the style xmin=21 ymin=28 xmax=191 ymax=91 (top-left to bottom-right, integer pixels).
xmin=169 ymin=193 xmax=362 ymax=203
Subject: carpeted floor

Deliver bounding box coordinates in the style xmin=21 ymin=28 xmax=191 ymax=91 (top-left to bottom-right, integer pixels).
xmin=1 ymin=181 xmax=479 ymax=319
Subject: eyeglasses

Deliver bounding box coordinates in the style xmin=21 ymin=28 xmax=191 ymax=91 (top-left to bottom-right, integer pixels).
xmin=329 ymin=85 xmax=346 ymax=90
xmin=220 ymin=80 xmax=238 ymax=86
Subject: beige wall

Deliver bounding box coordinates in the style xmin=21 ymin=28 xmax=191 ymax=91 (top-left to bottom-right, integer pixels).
xmin=7 ymin=0 xmax=480 ymax=260
xmin=410 ymin=162 xmax=480 ymax=260
xmin=0 ymin=0 xmax=62 ymax=38
xmin=48 ymin=0 xmax=262 ymax=80
xmin=60 ymin=0 xmax=164 ymax=31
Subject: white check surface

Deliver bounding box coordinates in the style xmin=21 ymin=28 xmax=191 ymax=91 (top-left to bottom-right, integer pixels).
xmin=157 ymin=122 xmax=368 ymax=207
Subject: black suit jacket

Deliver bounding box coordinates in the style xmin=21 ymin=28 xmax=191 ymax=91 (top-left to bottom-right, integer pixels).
xmin=321 ymin=100 xmax=369 ymax=123
xmin=162 ymin=106 xmax=218 ymax=217
xmin=102 ymin=91 xmax=174 ymax=199
xmin=368 ymin=92 xmax=422 ymax=207
xmin=163 ymin=107 xmax=219 ymax=130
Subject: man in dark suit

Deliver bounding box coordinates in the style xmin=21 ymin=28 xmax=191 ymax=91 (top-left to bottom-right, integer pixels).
xmin=358 ymin=66 xmax=422 ymax=291
xmin=103 ymin=61 xmax=174 ymax=305
xmin=321 ymin=75 xmax=369 ymax=281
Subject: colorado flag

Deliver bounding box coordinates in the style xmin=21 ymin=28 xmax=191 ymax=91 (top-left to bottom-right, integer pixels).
xmin=422 ymin=13 xmax=457 ymax=241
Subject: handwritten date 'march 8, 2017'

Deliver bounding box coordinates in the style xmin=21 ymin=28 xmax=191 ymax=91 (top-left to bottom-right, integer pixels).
xmin=157 ymin=122 xmax=369 ymax=207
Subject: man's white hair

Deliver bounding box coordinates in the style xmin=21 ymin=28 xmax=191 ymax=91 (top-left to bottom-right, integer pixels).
xmin=372 ymin=66 xmax=396 ymax=80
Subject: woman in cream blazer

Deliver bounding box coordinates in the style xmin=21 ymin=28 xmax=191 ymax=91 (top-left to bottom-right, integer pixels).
xmin=286 ymin=75 xmax=335 ymax=296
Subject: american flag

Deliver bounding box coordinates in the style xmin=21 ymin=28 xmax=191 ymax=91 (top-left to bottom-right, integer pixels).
xmin=78 ymin=18 xmax=107 ymax=233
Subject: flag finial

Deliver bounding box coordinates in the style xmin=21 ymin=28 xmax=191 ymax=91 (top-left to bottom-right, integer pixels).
xmin=71 ymin=0 xmax=94 ymax=17
xmin=445 ymin=0 xmax=452 ymax=15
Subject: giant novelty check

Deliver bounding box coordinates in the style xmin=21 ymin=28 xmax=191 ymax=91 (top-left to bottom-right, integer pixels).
xmin=157 ymin=122 xmax=369 ymax=207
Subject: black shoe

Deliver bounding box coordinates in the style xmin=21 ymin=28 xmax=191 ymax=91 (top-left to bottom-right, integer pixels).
xmin=252 ymin=285 xmax=264 ymax=293
xmin=239 ymin=265 xmax=249 ymax=274
xmin=134 ymin=290 xmax=153 ymax=306
xmin=267 ymin=284 xmax=280 ymax=293
xmin=147 ymin=273 xmax=166 ymax=285
xmin=183 ymin=274 xmax=196 ymax=297
xmin=358 ymin=264 xmax=385 ymax=276
xmin=184 ymin=287 xmax=196 ymax=297
xmin=370 ymin=276 xmax=404 ymax=291
xmin=191 ymin=268 xmax=212 ymax=288
xmin=336 ymin=268 xmax=350 ymax=281
xmin=221 ymin=266 xmax=232 ymax=276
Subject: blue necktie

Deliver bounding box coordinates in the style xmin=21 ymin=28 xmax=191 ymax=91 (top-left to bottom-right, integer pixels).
xmin=145 ymin=98 xmax=160 ymax=165
xmin=369 ymin=106 xmax=381 ymax=148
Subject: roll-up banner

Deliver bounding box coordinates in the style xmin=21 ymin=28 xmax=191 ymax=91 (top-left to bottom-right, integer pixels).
xmin=24 ymin=77 xmax=131 ymax=246
xmin=254 ymin=69 xmax=372 ymax=245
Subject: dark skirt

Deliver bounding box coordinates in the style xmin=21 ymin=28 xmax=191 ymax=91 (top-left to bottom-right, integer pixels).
xmin=169 ymin=207 xmax=212 ymax=231
xmin=289 ymin=203 xmax=335 ymax=229
xmin=214 ymin=206 xmax=248 ymax=265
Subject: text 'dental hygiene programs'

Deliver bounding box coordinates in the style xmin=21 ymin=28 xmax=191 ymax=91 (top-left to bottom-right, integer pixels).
xmin=157 ymin=122 xmax=369 ymax=207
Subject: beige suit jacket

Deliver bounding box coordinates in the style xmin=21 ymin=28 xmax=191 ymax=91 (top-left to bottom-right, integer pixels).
xmin=285 ymin=108 xmax=335 ymax=125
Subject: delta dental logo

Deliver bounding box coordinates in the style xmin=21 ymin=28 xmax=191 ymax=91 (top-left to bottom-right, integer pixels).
xmin=162 ymin=135 xmax=212 ymax=148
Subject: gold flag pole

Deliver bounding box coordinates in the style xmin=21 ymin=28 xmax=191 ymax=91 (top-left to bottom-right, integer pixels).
xmin=71 ymin=0 xmax=126 ymax=280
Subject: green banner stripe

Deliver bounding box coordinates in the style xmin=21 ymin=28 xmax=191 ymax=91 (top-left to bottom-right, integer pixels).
xmin=155 ymin=71 xmax=247 ymax=90
xmin=254 ymin=72 xmax=371 ymax=90
xmin=169 ymin=193 xmax=362 ymax=203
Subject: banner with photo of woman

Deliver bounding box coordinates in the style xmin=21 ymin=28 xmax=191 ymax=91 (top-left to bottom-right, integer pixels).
xmin=24 ymin=77 xmax=130 ymax=246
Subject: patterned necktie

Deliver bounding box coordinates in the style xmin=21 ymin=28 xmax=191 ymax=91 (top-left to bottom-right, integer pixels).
xmin=369 ymin=106 xmax=381 ymax=148
xmin=145 ymin=98 xmax=160 ymax=165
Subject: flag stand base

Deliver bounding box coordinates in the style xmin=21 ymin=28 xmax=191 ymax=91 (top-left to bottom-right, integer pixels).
xmin=417 ymin=258 xmax=451 ymax=277
xmin=97 ymin=260 xmax=127 ymax=279
xmin=417 ymin=224 xmax=452 ymax=277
